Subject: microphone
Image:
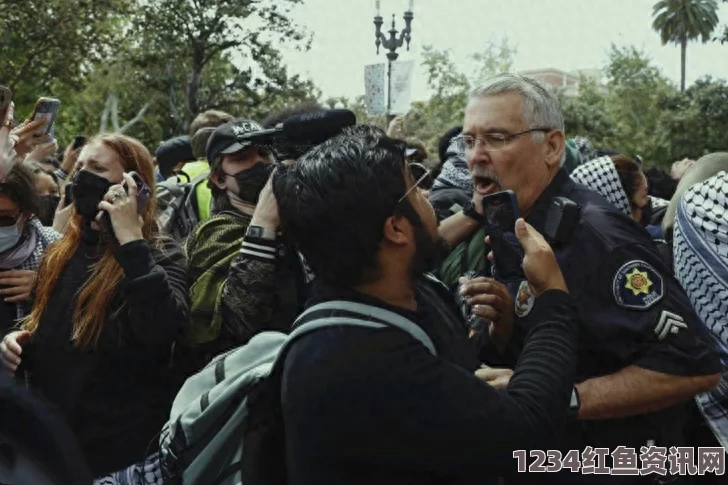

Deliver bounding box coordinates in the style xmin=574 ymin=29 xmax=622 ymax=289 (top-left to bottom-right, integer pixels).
xmin=281 ymin=109 xmax=356 ymax=144
xmin=239 ymin=109 xmax=356 ymax=147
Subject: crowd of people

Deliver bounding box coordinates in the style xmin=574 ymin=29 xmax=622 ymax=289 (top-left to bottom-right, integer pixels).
xmin=0 ymin=72 xmax=726 ymax=485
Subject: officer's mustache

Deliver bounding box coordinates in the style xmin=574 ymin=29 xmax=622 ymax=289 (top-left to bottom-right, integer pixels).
xmin=471 ymin=167 xmax=503 ymax=188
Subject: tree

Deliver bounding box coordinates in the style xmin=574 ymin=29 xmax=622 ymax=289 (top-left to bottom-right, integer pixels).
xmin=602 ymin=45 xmax=676 ymax=164
xmin=134 ymin=0 xmax=312 ymax=133
xmin=561 ymin=76 xmax=613 ymax=146
xmin=652 ymin=0 xmax=720 ymax=92
xmin=0 ymin=0 xmax=131 ymax=95
xmin=659 ymin=76 xmax=728 ymax=158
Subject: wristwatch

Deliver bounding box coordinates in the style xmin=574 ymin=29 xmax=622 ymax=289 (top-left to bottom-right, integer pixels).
xmin=245 ymin=225 xmax=277 ymax=240
xmin=462 ymin=200 xmax=481 ymax=221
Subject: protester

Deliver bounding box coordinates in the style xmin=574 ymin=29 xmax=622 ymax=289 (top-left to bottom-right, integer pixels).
xmin=0 ymin=165 xmax=60 ymax=329
xmin=672 ymin=171 xmax=728 ymax=485
xmin=428 ymin=126 xmax=473 ymax=222
xmin=663 ymin=152 xmax=728 ymax=243
xmin=570 ymin=155 xmax=663 ymax=238
xmin=436 ymin=73 xmax=719 ymax=478
xmin=154 ymin=135 xmax=195 ymax=181
xmin=186 ymin=109 xmax=234 ymax=221
xmin=0 ymin=134 xmax=188 ymax=482
xmin=273 ymin=125 xmax=582 ymax=483
xmin=179 ymin=118 xmax=278 ymax=376
xmin=28 ymin=164 xmax=60 ymax=226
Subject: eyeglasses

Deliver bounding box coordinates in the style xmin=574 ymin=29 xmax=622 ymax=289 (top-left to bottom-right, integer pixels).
xmin=454 ymin=128 xmax=553 ymax=153
xmin=398 ymin=163 xmax=433 ymax=204
xmin=0 ymin=212 xmax=21 ymax=227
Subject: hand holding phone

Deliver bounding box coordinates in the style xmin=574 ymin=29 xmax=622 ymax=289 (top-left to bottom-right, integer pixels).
xmin=29 ymin=97 xmax=61 ymax=137
xmin=97 ymin=172 xmax=151 ymax=245
xmin=482 ymin=190 xmax=525 ymax=282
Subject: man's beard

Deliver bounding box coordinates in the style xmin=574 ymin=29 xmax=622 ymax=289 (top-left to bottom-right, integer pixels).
xmin=410 ymin=224 xmax=448 ymax=278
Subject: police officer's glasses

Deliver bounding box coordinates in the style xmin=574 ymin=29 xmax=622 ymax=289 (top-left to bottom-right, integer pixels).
xmin=454 ymin=128 xmax=552 ymax=152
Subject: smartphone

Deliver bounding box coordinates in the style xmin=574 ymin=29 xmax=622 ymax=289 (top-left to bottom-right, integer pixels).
xmin=99 ymin=171 xmax=152 ymax=235
xmin=0 ymin=86 xmax=11 ymax=124
xmin=29 ymin=97 xmax=61 ymax=136
xmin=71 ymin=135 xmax=87 ymax=151
xmin=482 ymin=190 xmax=525 ymax=282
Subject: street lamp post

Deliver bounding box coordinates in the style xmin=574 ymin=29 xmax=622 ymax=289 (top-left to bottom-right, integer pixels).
xmin=373 ymin=0 xmax=414 ymax=123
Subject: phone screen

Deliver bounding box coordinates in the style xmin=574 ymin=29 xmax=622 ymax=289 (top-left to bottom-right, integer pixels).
xmin=31 ymin=98 xmax=60 ymax=136
xmin=482 ymin=190 xmax=525 ymax=281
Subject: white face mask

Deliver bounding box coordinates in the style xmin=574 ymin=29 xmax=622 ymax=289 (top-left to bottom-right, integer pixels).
xmin=0 ymin=219 xmax=22 ymax=253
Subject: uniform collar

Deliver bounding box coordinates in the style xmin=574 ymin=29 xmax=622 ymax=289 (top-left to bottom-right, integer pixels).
xmin=526 ymin=167 xmax=575 ymax=230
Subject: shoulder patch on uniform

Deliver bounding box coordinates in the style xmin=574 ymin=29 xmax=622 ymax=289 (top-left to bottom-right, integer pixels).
xmin=654 ymin=310 xmax=687 ymax=340
xmin=612 ymin=260 xmax=664 ymax=310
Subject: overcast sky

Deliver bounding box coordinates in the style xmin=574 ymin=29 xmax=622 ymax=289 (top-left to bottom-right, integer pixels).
xmin=276 ymin=0 xmax=728 ymax=102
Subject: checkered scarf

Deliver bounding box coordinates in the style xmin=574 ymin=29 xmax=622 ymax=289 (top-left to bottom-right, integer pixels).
xmin=431 ymin=138 xmax=473 ymax=194
xmin=570 ymin=156 xmax=632 ymax=216
xmin=9 ymin=218 xmax=61 ymax=320
xmin=673 ymin=170 xmax=728 ymax=449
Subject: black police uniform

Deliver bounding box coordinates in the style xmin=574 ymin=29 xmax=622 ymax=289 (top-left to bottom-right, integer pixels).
xmin=479 ymin=168 xmax=720 ymax=483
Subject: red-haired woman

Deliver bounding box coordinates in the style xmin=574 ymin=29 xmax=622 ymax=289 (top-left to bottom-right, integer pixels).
xmin=0 ymin=134 xmax=188 ymax=482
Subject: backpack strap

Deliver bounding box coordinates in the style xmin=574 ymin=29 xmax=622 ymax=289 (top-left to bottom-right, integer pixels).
xmin=289 ymin=300 xmax=436 ymax=356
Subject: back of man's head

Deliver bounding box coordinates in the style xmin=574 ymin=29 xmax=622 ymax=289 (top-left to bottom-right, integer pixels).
xmin=274 ymin=125 xmax=412 ymax=287
xmin=189 ymin=110 xmax=234 ymax=159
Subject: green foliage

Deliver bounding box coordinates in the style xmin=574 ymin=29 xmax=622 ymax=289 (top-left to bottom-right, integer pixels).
xmin=1 ymin=0 xmax=319 ymax=151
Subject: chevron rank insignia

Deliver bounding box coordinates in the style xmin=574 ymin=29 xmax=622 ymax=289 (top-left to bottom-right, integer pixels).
xmin=654 ymin=311 xmax=687 ymax=340
xmin=612 ymin=260 xmax=664 ymax=310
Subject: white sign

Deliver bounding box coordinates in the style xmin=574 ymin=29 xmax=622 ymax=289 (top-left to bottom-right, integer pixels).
xmin=389 ymin=60 xmax=414 ymax=115
xmin=364 ymin=63 xmax=387 ymax=117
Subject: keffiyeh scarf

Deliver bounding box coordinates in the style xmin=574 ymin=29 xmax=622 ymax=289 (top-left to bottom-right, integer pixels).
xmin=673 ymin=170 xmax=728 ymax=449
xmin=431 ymin=138 xmax=473 ymax=194
xmin=3 ymin=218 xmax=60 ymax=320
xmin=570 ymin=156 xmax=632 ymax=216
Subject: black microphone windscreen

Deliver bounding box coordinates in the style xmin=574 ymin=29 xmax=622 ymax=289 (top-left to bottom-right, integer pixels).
xmin=282 ymin=109 xmax=356 ymax=145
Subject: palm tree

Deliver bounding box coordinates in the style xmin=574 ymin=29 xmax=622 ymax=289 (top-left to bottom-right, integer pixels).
xmin=652 ymin=0 xmax=720 ymax=92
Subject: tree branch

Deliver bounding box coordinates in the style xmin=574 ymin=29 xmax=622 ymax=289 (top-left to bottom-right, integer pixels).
xmin=119 ymin=103 xmax=150 ymax=134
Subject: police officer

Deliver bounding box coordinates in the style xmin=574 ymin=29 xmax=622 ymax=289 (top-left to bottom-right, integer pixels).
xmin=438 ymin=73 xmax=720 ymax=483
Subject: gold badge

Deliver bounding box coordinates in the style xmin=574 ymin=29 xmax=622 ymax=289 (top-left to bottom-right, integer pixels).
xmin=625 ymin=268 xmax=652 ymax=296
xmin=514 ymin=280 xmax=535 ymax=318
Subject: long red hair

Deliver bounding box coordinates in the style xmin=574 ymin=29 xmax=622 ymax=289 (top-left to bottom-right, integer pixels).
xmin=23 ymin=134 xmax=160 ymax=348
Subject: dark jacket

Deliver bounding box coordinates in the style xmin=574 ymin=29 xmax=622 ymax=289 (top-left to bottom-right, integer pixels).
xmin=20 ymin=226 xmax=188 ymax=477
xmin=282 ymin=278 xmax=581 ymax=485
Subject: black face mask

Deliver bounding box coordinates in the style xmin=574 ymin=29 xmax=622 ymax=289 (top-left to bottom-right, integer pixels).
xmin=71 ymin=170 xmax=113 ymax=220
xmin=639 ymin=201 xmax=653 ymax=227
xmin=38 ymin=195 xmax=60 ymax=226
xmin=226 ymin=162 xmax=273 ymax=204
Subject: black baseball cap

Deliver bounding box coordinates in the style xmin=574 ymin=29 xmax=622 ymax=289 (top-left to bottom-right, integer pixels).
xmin=205 ymin=118 xmax=264 ymax=166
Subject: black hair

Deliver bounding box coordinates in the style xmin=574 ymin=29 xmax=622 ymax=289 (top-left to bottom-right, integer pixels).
xmin=0 ymin=373 xmax=92 ymax=484
xmin=437 ymin=125 xmax=463 ymax=165
xmin=0 ymin=164 xmax=41 ymax=216
xmin=260 ymin=100 xmax=323 ymax=129
xmin=643 ymin=166 xmax=677 ymax=200
xmin=273 ymin=124 xmax=418 ymax=287
xmin=29 ymin=163 xmax=59 ymax=187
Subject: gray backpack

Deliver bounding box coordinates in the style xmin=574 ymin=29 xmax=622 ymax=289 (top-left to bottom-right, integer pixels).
xmin=159 ymin=300 xmax=436 ymax=485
